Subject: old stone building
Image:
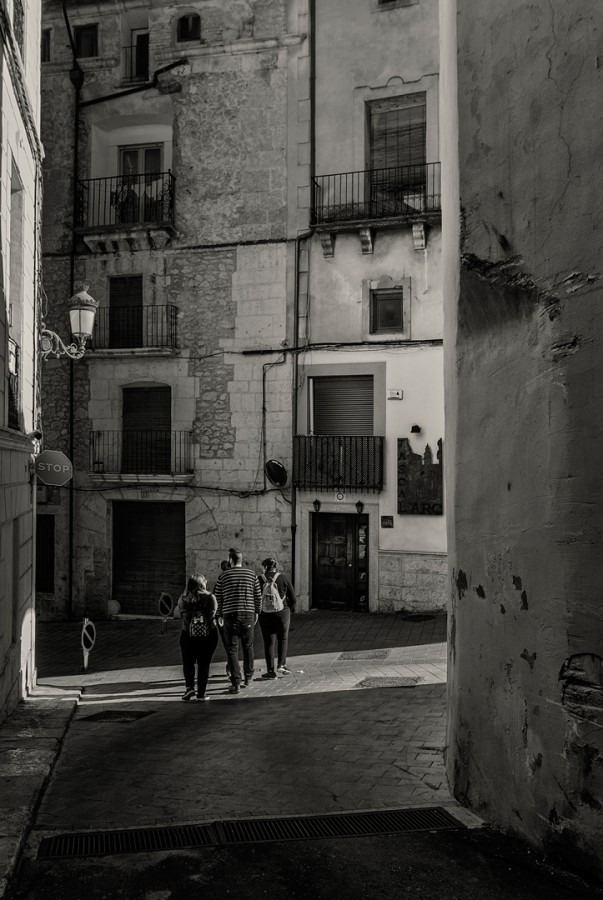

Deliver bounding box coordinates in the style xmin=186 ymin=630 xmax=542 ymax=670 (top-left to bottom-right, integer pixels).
xmin=442 ymin=0 xmax=603 ymax=881
xmin=38 ymin=0 xmax=444 ymax=619
xmin=0 ymin=0 xmax=43 ymax=721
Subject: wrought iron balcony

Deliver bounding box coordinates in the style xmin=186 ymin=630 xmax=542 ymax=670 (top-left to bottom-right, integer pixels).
xmin=8 ymin=338 xmax=20 ymax=430
xmin=92 ymin=305 xmax=178 ymax=350
xmin=123 ymin=42 xmax=149 ymax=82
xmin=311 ymin=162 xmax=441 ymax=226
xmin=76 ymin=172 xmax=175 ymax=231
xmin=90 ymin=430 xmax=193 ymax=476
xmin=293 ymin=435 xmax=384 ymax=492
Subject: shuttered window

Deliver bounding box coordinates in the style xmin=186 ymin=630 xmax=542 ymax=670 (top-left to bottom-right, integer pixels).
xmin=311 ymin=376 xmax=374 ymax=436
xmin=36 ymin=515 xmax=55 ymax=593
xmin=369 ymin=93 xmax=426 ymax=170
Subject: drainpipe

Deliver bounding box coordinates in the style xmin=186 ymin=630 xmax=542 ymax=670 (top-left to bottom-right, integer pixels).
xmin=290 ymin=0 xmax=316 ymax=586
xmin=62 ymin=1 xmax=83 ymax=620
xmin=262 ymin=354 xmax=286 ymax=492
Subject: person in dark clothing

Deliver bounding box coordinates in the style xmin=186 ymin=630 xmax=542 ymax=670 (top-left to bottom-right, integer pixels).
xmin=215 ymin=548 xmax=262 ymax=694
xmin=258 ymin=557 xmax=296 ymax=679
xmin=177 ymin=573 xmax=219 ymax=701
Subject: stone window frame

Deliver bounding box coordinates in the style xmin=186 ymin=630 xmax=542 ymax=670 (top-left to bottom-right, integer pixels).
xmin=297 ymin=361 xmax=386 ymax=438
xmin=174 ymin=10 xmax=202 ymax=44
xmin=362 ymin=275 xmax=411 ymax=342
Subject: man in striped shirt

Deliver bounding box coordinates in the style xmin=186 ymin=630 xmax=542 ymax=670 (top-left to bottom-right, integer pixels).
xmin=215 ymin=548 xmax=262 ymax=693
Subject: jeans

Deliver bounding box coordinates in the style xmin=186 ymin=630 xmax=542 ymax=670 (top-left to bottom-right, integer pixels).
xmin=180 ymin=627 xmax=219 ymax=696
xmin=259 ymin=607 xmax=291 ymax=671
xmin=222 ymin=614 xmax=255 ymax=685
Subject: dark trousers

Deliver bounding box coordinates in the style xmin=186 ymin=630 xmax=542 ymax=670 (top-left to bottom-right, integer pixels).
xmin=259 ymin=608 xmax=291 ymax=672
xmin=180 ymin=628 xmax=219 ymax=696
xmin=222 ymin=614 xmax=255 ymax=685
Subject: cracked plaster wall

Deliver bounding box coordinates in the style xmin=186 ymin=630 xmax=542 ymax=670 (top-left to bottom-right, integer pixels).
xmin=443 ymin=0 xmax=603 ymax=881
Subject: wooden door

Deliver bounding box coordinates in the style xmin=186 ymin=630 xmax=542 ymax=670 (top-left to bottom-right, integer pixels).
xmin=312 ymin=513 xmax=368 ymax=611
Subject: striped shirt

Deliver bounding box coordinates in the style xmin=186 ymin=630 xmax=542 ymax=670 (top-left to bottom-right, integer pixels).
xmin=215 ymin=567 xmax=262 ymax=618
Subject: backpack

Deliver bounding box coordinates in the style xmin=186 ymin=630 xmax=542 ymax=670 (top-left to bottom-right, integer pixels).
xmin=189 ymin=614 xmax=208 ymax=638
xmin=262 ymin=577 xmax=285 ymax=613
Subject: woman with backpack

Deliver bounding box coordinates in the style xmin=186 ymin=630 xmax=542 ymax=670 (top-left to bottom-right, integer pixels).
xmin=258 ymin=557 xmax=296 ymax=679
xmin=177 ymin=573 xmax=219 ymax=701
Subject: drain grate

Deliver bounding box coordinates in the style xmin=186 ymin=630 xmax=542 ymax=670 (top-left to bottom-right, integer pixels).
xmin=37 ymin=807 xmax=463 ymax=859
xmin=356 ymin=676 xmax=421 ymax=688
xmin=79 ymin=710 xmax=155 ymax=723
xmin=338 ymin=649 xmax=391 ymax=661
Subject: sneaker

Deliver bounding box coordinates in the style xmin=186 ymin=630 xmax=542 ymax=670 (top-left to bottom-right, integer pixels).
xmin=228 ymin=684 xmax=240 ymax=694
xmin=197 ymin=694 xmax=210 ymax=701
xmin=277 ymin=665 xmax=291 ymax=675
xmin=242 ymin=677 xmax=253 ymax=688
xmin=261 ymin=671 xmax=277 ymax=679
xmin=182 ymin=689 xmax=196 ymax=702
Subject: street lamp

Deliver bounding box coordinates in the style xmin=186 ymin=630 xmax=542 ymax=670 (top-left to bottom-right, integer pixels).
xmin=40 ymin=285 xmax=98 ymax=360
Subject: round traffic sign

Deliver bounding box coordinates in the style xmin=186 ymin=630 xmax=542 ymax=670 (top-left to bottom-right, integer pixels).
xmin=35 ymin=450 xmax=73 ymax=486
xmin=158 ymin=593 xmax=173 ymax=617
xmin=81 ymin=618 xmax=96 ymax=652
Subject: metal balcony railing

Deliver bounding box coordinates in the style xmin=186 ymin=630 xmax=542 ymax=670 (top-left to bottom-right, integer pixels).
xmin=8 ymin=338 xmax=20 ymax=430
xmin=90 ymin=430 xmax=193 ymax=475
xmin=76 ymin=172 xmax=175 ymax=230
xmin=92 ymin=305 xmax=178 ymax=350
xmin=293 ymin=435 xmax=384 ymax=492
xmin=311 ymin=162 xmax=441 ymax=225
xmin=123 ymin=42 xmax=149 ymax=82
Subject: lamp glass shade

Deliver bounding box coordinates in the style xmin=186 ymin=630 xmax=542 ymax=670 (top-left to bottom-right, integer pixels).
xmin=69 ymin=289 xmax=98 ymax=340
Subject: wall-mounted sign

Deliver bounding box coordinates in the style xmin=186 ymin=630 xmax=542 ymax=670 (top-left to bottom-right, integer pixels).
xmin=35 ymin=450 xmax=73 ymax=486
xmin=397 ymin=437 xmax=443 ymax=515
xmin=335 ymin=491 xmax=345 ymax=502
xmin=381 ymin=516 xmax=394 ymax=528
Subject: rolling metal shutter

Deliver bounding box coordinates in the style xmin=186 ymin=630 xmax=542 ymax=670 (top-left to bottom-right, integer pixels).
xmin=312 ymin=375 xmax=374 ymax=436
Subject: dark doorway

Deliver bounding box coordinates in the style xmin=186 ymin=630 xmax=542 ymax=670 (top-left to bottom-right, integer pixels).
xmin=109 ymin=276 xmax=143 ymax=349
xmin=121 ymin=385 xmax=171 ymax=474
xmin=112 ymin=501 xmax=185 ymax=614
xmin=312 ymin=512 xmax=369 ymax=611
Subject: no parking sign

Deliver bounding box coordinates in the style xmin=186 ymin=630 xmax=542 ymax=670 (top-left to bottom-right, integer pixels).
xmin=81 ymin=618 xmax=96 ymax=671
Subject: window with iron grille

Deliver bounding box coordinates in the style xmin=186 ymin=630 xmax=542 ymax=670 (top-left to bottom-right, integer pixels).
xmin=41 ymin=29 xmax=51 ymax=63
xmin=74 ymin=23 xmax=98 ymax=58
xmin=13 ymin=0 xmax=24 ymax=55
xmin=311 ymin=375 xmax=374 ymax=436
xmin=36 ymin=516 xmax=55 ymax=593
xmin=177 ymin=13 xmax=201 ymax=42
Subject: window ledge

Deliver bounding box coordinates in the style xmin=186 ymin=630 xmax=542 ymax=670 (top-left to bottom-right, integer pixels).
xmin=88 ymin=474 xmax=194 ymax=485
xmin=89 ymin=347 xmax=179 ymax=358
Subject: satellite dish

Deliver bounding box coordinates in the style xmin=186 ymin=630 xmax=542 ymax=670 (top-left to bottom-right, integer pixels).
xmin=265 ymin=459 xmax=288 ymax=487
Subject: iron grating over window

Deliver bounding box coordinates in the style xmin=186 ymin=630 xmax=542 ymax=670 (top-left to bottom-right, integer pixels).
xmin=293 ymin=435 xmax=384 ymax=492
xmin=38 ymin=807 xmax=465 ymax=859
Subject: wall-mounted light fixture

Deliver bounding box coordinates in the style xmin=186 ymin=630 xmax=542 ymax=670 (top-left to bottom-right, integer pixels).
xmin=313 ymin=498 xmax=321 ymax=512
xmin=410 ymin=424 xmax=422 ymax=434
xmin=40 ymin=285 xmax=98 ymax=360
xmin=355 ymin=501 xmax=364 ymax=514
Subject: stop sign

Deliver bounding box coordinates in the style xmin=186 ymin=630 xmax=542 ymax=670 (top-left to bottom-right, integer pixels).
xmin=35 ymin=450 xmax=73 ymax=486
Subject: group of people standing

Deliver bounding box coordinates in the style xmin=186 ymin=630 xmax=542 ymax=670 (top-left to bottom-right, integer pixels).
xmin=177 ymin=547 xmax=296 ymax=701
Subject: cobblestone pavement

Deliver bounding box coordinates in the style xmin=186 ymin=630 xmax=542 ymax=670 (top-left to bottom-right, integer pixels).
xmin=0 ymin=610 xmax=452 ymax=896
xmin=33 ymin=611 xmax=450 ymax=830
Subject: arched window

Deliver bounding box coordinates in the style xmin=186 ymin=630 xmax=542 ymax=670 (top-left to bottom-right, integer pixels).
xmin=177 ymin=13 xmax=200 ymax=42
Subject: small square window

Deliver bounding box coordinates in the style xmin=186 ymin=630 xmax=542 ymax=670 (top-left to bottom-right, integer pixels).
xmin=177 ymin=14 xmax=201 ymax=42
xmin=41 ymin=29 xmax=51 ymax=63
xmin=370 ymin=288 xmax=405 ymax=334
xmin=74 ymin=24 xmax=98 ymax=58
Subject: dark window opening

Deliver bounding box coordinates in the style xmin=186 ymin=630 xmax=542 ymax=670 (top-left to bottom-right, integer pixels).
xmin=36 ymin=516 xmax=55 ymax=593
xmin=177 ymin=14 xmax=201 ymax=42
xmin=109 ymin=276 xmax=143 ymax=348
xmin=41 ymin=28 xmax=51 ymax=62
xmin=370 ymin=288 xmax=404 ymax=334
xmin=74 ymin=24 xmax=99 ymax=58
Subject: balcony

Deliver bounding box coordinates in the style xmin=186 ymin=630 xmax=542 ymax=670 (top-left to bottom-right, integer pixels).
xmin=90 ymin=430 xmax=193 ymax=479
xmin=76 ymin=172 xmax=175 ymax=252
xmin=293 ymin=435 xmax=384 ymax=492
xmin=311 ymin=163 xmax=441 ymax=248
xmin=92 ymin=305 xmax=178 ymax=352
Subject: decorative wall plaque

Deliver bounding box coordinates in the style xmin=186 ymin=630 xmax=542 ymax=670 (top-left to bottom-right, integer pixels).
xmin=397 ymin=437 xmax=443 ymax=515
xmin=381 ymin=516 xmax=394 ymax=528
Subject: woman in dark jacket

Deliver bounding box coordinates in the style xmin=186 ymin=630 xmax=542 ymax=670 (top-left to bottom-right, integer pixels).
xmin=258 ymin=557 xmax=296 ymax=679
xmin=177 ymin=573 xmax=218 ymax=701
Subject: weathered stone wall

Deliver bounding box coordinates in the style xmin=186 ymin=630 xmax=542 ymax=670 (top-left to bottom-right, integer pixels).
xmin=444 ymin=0 xmax=603 ymax=880
xmin=378 ymin=551 xmax=446 ymax=613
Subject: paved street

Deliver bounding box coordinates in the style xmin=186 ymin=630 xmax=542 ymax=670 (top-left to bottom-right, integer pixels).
xmin=2 ymin=611 xmax=602 ymax=898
